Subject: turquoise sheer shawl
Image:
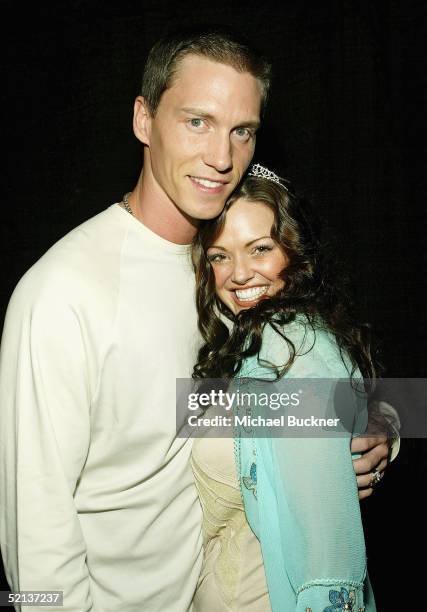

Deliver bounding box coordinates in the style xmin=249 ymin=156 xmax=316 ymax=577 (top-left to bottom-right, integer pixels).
xmin=233 ymin=318 xmax=377 ymax=611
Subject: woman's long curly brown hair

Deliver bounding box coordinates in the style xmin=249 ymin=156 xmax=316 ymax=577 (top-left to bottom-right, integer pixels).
xmin=191 ymin=175 xmax=379 ymax=384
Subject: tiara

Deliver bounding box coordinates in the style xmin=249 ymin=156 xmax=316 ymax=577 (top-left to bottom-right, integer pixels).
xmin=247 ymin=163 xmax=283 ymax=186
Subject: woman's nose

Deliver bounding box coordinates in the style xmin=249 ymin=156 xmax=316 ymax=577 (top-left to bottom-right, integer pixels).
xmin=231 ymin=258 xmax=254 ymax=285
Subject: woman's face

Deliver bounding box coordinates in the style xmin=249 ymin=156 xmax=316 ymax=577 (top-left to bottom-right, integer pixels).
xmin=206 ymin=198 xmax=288 ymax=314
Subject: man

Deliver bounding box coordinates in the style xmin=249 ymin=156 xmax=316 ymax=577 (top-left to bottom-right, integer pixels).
xmin=0 ymin=30 xmax=398 ymax=611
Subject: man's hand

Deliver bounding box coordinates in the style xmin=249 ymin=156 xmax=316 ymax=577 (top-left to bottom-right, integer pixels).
xmin=351 ymin=435 xmax=389 ymax=500
xmin=351 ymin=399 xmax=400 ymax=500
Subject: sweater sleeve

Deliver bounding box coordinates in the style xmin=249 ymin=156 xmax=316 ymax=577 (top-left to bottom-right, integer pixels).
xmin=0 ymin=283 xmax=93 ymax=611
xmin=248 ymin=322 xmax=371 ymax=611
xmin=378 ymin=401 xmax=401 ymax=462
xmin=268 ymin=433 xmax=368 ymax=611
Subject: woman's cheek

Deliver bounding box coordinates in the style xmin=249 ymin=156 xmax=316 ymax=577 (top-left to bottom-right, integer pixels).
xmin=213 ymin=265 xmax=229 ymax=290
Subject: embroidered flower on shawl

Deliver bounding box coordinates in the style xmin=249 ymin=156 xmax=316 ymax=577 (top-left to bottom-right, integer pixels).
xmin=323 ymin=587 xmax=356 ymax=611
xmin=242 ymin=462 xmax=257 ymax=498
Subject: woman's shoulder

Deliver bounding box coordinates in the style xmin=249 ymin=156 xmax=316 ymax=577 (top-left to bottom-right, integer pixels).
xmin=259 ymin=315 xmax=352 ymax=378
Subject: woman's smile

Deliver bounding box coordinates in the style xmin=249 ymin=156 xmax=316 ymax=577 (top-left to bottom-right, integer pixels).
xmin=232 ymin=285 xmax=270 ymax=306
xmin=207 ymin=198 xmax=288 ymax=314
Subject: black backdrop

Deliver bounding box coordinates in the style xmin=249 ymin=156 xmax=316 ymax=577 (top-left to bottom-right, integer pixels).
xmin=1 ymin=1 xmax=426 ymax=608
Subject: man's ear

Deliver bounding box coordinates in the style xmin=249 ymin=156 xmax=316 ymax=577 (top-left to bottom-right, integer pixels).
xmin=133 ymin=96 xmax=152 ymax=145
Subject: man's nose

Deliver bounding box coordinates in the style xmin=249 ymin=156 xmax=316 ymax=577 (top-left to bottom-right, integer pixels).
xmin=203 ymin=131 xmax=232 ymax=173
xmin=231 ymin=258 xmax=254 ymax=285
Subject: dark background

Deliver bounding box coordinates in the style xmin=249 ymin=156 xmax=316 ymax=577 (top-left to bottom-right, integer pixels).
xmin=1 ymin=0 xmax=425 ymax=608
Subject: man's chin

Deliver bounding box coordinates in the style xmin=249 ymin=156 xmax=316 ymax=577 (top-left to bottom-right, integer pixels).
xmin=188 ymin=202 xmax=228 ymax=222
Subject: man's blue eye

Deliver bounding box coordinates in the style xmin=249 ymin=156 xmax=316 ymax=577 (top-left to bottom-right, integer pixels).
xmin=235 ymin=128 xmax=249 ymax=138
xmin=190 ymin=119 xmax=203 ymax=128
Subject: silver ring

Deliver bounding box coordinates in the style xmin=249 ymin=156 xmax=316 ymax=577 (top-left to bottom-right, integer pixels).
xmin=370 ymin=470 xmax=383 ymax=488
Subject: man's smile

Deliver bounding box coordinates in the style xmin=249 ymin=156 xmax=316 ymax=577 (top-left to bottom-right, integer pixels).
xmin=189 ymin=176 xmax=229 ymax=194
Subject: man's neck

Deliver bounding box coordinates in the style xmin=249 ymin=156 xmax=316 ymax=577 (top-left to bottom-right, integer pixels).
xmin=129 ymin=169 xmax=199 ymax=245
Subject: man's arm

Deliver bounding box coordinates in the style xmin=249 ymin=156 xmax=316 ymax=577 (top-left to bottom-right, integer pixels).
xmin=0 ymin=284 xmax=93 ymax=611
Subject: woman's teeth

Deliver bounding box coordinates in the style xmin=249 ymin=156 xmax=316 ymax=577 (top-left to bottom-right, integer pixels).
xmin=235 ymin=286 xmax=268 ymax=301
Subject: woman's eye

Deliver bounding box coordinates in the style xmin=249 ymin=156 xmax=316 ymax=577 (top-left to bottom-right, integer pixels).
xmin=253 ymin=245 xmax=273 ymax=255
xmin=207 ymin=253 xmax=226 ymax=263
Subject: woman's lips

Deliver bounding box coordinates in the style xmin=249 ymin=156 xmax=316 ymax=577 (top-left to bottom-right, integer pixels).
xmin=232 ymin=285 xmax=269 ymax=307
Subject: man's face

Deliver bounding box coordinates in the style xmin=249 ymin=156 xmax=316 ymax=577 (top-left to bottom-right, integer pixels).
xmin=141 ymin=54 xmax=262 ymax=221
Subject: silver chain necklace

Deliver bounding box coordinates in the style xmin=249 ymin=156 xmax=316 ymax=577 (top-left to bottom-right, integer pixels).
xmin=121 ymin=192 xmax=133 ymax=216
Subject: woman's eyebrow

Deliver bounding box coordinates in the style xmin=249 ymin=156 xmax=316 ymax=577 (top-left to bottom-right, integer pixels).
xmin=208 ymin=236 xmax=272 ymax=250
xmin=245 ymin=235 xmax=271 ymax=247
xmin=207 ymin=244 xmax=227 ymax=251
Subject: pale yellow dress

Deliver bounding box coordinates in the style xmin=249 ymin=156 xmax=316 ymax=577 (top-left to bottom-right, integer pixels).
xmin=191 ymin=436 xmax=272 ymax=611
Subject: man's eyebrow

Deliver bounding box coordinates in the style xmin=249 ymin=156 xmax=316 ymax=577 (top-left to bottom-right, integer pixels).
xmin=180 ymin=107 xmax=215 ymax=119
xmin=238 ymin=120 xmax=260 ymax=131
xmin=180 ymin=107 xmax=260 ymax=130
xmin=208 ymin=236 xmax=272 ymax=250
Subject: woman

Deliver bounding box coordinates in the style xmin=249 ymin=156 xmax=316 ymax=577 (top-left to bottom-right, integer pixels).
xmin=190 ymin=165 xmax=376 ymax=611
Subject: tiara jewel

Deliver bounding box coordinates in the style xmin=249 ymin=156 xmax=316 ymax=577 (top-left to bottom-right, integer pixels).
xmin=247 ymin=163 xmax=283 ymax=186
